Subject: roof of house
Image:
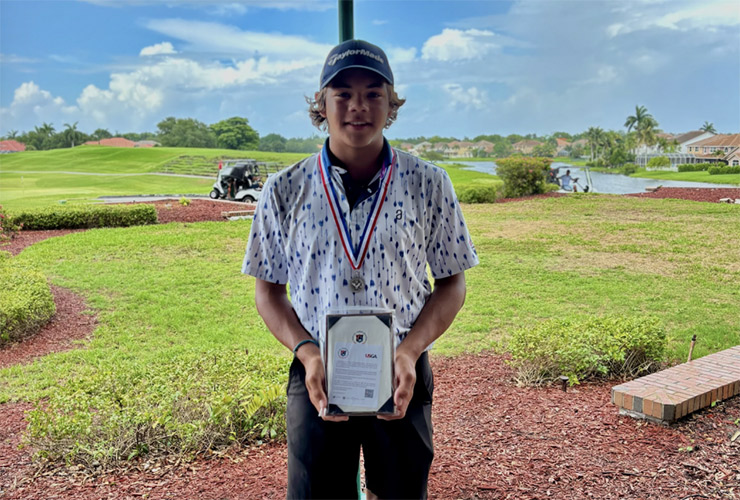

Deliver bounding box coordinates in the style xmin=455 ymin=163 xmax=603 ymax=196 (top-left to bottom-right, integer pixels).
xmin=690 ymin=134 xmax=740 ymax=148
xmin=571 ymin=138 xmax=589 ymax=147
xmin=513 ymin=140 xmax=542 ymax=148
xmin=99 ymin=137 xmax=137 ymax=148
xmin=555 ymin=138 xmax=570 ymax=147
xmin=673 ymin=130 xmax=710 ymax=144
xmin=448 ymin=141 xmax=474 ymax=148
xmin=0 ymin=140 xmax=26 ymax=152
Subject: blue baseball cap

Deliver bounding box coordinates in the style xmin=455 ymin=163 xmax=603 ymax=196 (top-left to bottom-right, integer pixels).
xmin=320 ymin=39 xmax=394 ymax=89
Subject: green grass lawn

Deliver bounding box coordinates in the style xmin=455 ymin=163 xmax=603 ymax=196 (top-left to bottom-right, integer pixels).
xmin=0 ymin=146 xmax=311 ymax=211
xmin=0 ymin=172 xmax=215 ymax=210
xmin=1 ymin=195 xmax=738 ymax=464
xmin=631 ymin=169 xmax=740 ymax=185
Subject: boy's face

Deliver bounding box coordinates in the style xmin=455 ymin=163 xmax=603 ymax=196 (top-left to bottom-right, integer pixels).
xmin=320 ymin=68 xmax=392 ymax=158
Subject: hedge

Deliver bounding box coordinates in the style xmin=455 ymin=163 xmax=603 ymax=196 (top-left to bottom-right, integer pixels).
xmin=708 ymin=165 xmax=740 ymax=175
xmin=0 ymin=253 xmax=56 ymax=345
xmin=7 ymin=204 xmax=158 ymax=230
xmin=677 ymin=163 xmax=709 ymax=172
xmin=496 ymin=157 xmax=552 ymax=198
xmin=456 ymin=181 xmax=503 ymax=203
xmin=508 ymin=316 xmax=666 ymax=386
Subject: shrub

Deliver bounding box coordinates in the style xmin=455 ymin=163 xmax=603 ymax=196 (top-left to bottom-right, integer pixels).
xmin=620 ymin=163 xmax=638 ymax=175
xmin=179 ymin=197 xmax=191 ymax=206
xmin=677 ymin=163 xmax=709 ymax=172
xmin=7 ymin=204 xmax=157 ymax=230
xmin=508 ymin=316 xmax=666 ymax=386
xmin=0 ymin=205 xmax=23 ymax=244
xmin=495 ymin=157 xmax=552 ymax=198
xmin=24 ymin=350 xmax=289 ymax=467
xmin=708 ymin=165 xmax=740 ymax=175
xmin=647 ymin=156 xmax=671 ymax=168
xmin=0 ymin=257 xmax=56 ymax=345
xmin=456 ymin=181 xmax=502 ymax=203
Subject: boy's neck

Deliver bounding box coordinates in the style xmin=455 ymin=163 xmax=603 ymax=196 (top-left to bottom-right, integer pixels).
xmin=327 ymin=137 xmax=386 ymax=184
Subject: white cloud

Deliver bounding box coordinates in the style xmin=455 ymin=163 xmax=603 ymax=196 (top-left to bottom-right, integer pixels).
xmin=81 ymin=0 xmax=333 ymax=12
xmin=143 ymin=19 xmax=331 ymax=59
xmin=421 ymin=28 xmax=499 ymax=61
xmin=0 ymin=53 xmax=39 ymax=64
xmin=0 ymin=82 xmax=77 ymax=131
xmin=140 ymin=42 xmax=177 ymax=57
xmin=372 ymin=19 xmax=388 ymax=26
xmin=442 ymin=84 xmax=489 ymax=110
xmin=607 ymin=0 xmax=740 ymax=37
xmin=387 ymin=46 xmax=417 ymax=64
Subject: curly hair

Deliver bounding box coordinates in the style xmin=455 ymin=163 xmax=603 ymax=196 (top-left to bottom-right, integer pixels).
xmin=306 ymin=84 xmax=406 ymax=131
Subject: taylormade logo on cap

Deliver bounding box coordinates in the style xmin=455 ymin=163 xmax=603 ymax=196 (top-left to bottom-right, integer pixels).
xmin=327 ymin=48 xmax=384 ymax=66
xmin=320 ymin=39 xmax=394 ymax=89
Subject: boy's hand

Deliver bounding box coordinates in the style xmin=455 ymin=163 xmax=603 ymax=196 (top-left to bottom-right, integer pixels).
xmin=378 ymin=347 xmax=417 ymax=421
xmin=300 ymin=346 xmax=349 ymax=422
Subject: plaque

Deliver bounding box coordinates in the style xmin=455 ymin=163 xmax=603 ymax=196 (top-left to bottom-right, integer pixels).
xmin=324 ymin=312 xmax=395 ymax=416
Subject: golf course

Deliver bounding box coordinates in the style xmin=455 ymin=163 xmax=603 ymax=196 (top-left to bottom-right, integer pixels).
xmin=1 ymin=146 xmax=739 ymax=468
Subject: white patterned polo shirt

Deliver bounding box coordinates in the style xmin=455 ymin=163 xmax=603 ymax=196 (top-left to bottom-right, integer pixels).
xmin=242 ymin=140 xmax=478 ymax=345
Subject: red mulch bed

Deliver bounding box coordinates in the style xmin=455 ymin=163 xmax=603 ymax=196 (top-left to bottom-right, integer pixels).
xmin=2 ymin=195 xmax=739 ymax=499
xmin=625 ymin=187 xmax=740 ymax=203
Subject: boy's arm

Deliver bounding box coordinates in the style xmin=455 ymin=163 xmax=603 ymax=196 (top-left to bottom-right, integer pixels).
xmin=254 ymin=279 xmax=348 ymax=422
xmin=379 ymin=271 xmax=467 ymax=421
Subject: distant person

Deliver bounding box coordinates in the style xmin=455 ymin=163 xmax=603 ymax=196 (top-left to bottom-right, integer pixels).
xmin=559 ymin=169 xmax=578 ymax=192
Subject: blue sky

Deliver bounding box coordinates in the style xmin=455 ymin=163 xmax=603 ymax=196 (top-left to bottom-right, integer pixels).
xmin=1 ymin=0 xmax=738 ymax=140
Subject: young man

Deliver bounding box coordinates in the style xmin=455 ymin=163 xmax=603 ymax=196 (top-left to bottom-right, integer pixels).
xmin=242 ymin=39 xmax=478 ymax=499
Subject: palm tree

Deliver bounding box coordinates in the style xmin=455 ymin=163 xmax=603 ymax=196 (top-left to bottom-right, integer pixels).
xmin=586 ymin=126 xmax=604 ymax=161
xmin=63 ymin=122 xmax=81 ymax=148
xmin=624 ymin=105 xmax=653 ymax=133
xmin=700 ymin=121 xmax=717 ymax=134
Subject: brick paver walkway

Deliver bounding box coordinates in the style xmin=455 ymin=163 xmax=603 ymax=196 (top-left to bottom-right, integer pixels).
xmin=612 ymin=346 xmax=740 ymax=423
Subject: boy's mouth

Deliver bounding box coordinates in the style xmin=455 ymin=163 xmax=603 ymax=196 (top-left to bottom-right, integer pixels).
xmin=346 ymin=121 xmax=371 ymax=128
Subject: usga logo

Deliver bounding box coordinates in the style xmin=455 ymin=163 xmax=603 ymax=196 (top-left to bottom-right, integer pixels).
xmin=353 ymin=331 xmax=367 ymax=344
xmin=365 ymin=353 xmax=378 ymax=359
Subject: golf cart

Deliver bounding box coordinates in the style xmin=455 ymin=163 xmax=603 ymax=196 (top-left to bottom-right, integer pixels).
xmin=547 ymin=165 xmax=594 ymax=193
xmin=210 ymin=159 xmax=263 ymax=203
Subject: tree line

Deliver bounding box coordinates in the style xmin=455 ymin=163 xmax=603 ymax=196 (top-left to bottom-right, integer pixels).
xmin=3 ymin=110 xmax=719 ymax=167
xmin=2 ymin=117 xmax=324 ymax=154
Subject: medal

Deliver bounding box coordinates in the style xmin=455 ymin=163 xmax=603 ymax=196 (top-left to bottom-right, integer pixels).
xmin=319 ymin=145 xmax=395 ymax=292
xmin=350 ymin=274 xmax=365 ymax=292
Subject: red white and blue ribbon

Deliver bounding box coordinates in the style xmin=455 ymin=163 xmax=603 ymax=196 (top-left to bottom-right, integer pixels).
xmin=319 ymin=147 xmax=396 ymax=271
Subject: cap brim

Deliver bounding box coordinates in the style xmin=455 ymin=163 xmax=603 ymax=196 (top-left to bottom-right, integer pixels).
xmin=321 ymin=65 xmax=393 ymax=89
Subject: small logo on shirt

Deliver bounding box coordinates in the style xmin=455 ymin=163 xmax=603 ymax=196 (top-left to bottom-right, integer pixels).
xmin=353 ymin=331 xmax=367 ymax=344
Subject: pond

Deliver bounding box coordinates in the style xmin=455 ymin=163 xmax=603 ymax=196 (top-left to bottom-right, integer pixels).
xmin=456 ymin=161 xmax=738 ymax=195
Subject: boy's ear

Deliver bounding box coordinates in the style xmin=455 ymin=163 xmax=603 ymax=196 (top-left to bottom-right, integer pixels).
xmin=315 ymin=92 xmax=326 ymax=118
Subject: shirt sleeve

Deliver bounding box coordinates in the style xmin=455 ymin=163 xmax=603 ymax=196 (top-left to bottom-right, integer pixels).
xmin=242 ymin=175 xmax=289 ymax=284
xmin=425 ymin=169 xmax=479 ymax=279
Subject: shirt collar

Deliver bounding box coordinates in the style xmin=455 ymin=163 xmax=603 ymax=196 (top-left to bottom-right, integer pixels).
xmin=320 ymin=137 xmax=393 ymax=181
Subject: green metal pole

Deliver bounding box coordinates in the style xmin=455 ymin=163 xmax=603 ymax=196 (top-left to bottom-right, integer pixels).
xmin=338 ymin=0 xmax=354 ymax=42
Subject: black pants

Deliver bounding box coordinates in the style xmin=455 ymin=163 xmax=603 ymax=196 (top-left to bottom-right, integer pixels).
xmin=286 ymin=352 xmax=434 ymax=500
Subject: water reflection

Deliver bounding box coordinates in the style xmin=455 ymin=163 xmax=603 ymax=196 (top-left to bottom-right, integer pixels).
xmin=456 ymin=161 xmax=738 ymax=195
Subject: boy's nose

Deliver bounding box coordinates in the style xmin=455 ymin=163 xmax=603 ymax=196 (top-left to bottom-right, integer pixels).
xmin=348 ymin=95 xmax=368 ymax=111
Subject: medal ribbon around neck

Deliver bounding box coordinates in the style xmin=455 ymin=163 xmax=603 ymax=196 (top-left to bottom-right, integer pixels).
xmin=319 ymin=147 xmax=396 ymax=271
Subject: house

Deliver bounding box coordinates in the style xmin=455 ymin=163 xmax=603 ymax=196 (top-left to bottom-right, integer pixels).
xmin=512 ymin=139 xmax=542 ymax=154
xmin=0 ymin=140 xmax=26 ymax=153
xmin=724 ymin=149 xmax=740 ymax=167
xmin=399 ymin=142 xmax=415 ymax=152
xmin=100 ymin=137 xmax=136 ymax=148
xmin=673 ymin=130 xmax=715 ymax=154
xmin=135 ymin=140 xmax=160 ymax=148
xmin=685 ymin=134 xmax=740 ymax=159
xmin=474 ymin=140 xmax=495 ymax=154
xmin=634 ymin=132 xmax=676 ymax=155
xmin=445 ymin=141 xmax=475 ymax=157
